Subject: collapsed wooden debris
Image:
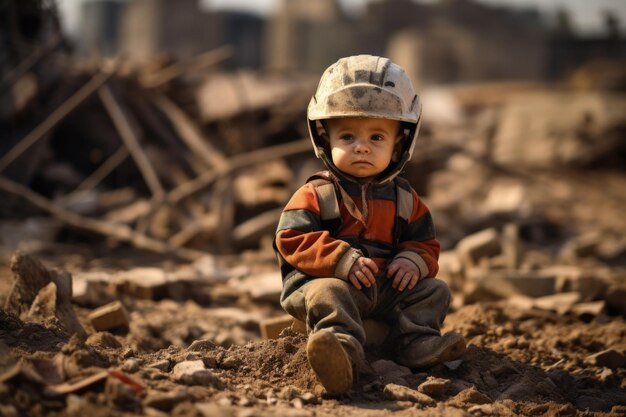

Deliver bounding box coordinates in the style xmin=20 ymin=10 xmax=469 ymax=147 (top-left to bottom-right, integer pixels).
xmin=1 ymin=50 xmax=314 ymax=259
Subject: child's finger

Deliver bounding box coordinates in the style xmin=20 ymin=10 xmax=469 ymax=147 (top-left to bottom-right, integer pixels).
xmin=355 ymin=271 xmax=371 ymax=288
xmin=398 ymin=272 xmax=414 ymax=291
xmin=363 ymin=258 xmax=379 ymax=274
xmin=386 ymin=263 xmax=399 ymax=278
xmin=362 ymin=267 xmax=376 ymax=285
xmin=349 ymin=274 xmax=362 ymax=290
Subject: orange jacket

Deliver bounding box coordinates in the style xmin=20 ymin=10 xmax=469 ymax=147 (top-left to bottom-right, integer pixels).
xmin=274 ymin=171 xmax=440 ymax=299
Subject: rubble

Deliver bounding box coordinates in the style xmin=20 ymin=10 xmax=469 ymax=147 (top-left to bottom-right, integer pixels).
xmin=1 ymin=3 xmax=625 ymax=415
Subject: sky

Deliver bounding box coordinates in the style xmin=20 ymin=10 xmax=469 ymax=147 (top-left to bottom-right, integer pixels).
xmin=57 ymin=0 xmax=626 ymax=37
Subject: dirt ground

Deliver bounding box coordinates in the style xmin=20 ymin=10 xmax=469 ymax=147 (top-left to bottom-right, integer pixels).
xmin=0 ymin=236 xmax=625 ymax=417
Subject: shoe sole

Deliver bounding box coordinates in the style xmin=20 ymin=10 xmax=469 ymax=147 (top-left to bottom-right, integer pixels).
xmin=307 ymin=330 xmax=353 ymax=394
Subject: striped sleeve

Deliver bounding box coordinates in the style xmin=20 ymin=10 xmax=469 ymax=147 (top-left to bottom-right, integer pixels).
xmin=275 ymin=183 xmax=361 ymax=279
xmin=395 ymin=189 xmax=440 ymax=278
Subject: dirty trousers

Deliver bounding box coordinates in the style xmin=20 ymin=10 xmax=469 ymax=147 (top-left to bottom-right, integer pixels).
xmin=281 ymin=276 xmax=451 ymax=362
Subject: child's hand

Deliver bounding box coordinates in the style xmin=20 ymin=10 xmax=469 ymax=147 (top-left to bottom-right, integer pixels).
xmin=347 ymin=257 xmax=378 ymax=289
xmin=387 ymin=258 xmax=421 ymax=291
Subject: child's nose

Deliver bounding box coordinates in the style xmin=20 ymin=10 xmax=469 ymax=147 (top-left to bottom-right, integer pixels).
xmin=354 ymin=140 xmax=370 ymax=153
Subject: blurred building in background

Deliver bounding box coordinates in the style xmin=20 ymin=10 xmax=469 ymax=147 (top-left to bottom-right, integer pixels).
xmin=73 ymin=0 xmax=626 ymax=86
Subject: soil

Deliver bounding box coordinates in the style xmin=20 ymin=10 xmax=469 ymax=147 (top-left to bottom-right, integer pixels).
xmin=1 ymin=251 xmax=625 ymax=417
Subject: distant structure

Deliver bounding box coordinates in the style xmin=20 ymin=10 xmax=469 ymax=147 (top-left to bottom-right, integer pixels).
xmin=74 ymin=0 xmax=626 ymax=85
xmin=264 ymin=0 xmax=360 ymax=73
xmin=79 ymin=0 xmax=264 ymax=68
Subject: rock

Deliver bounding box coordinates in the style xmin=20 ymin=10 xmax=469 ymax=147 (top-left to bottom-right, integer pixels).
xmin=468 ymin=269 xmax=557 ymax=300
xmin=230 ymin=271 xmax=282 ymax=303
xmin=72 ymin=272 xmax=116 ymax=307
xmin=532 ymin=292 xmax=581 ymax=315
xmin=452 ymin=386 xmax=493 ymax=405
xmin=417 ymin=377 xmax=451 ymax=397
xmin=113 ymin=268 xmax=169 ymax=300
xmin=88 ymin=301 xmax=130 ymax=332
xmin=172 ymin=360 xmax=222 ymax=387
xmin=482 ymin=182 xmax=528 ymax=218
xmin=383 ymin=383 xmax=436 ymax=406
xmin=584 ymin=349 xmax=626 ymax=369
xmin=86 ymin=332 xmax=122 ymax=349
xmin=260 ymin=314 xmax=295 ymax=339
xmin=456 ymin=228 xmax=501 ymax=269
xmin=122 ymin=359 xmax=141 ymax=373
xmin=571 ymin=301 xmax=606 ymax=320
xmin=147 ymin=360 xmax=170 ymax=372
xmin=4 ymin=252 xmax=86 ymax=338
xmin=370 ymin=360 xmax=412 ymax=382
xmin=143 ymin=389 xmax=189 ymax=411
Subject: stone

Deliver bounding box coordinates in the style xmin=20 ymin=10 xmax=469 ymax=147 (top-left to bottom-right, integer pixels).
xmin=86 ymin=332 xmax=122 ymax=349
xmin=456 ymin=228 xmax=501 ymax=269
xmin=371 ymin=360 xmax=412 ymax=382
xmin=4 ymin=252 xmax=86 ymax=338
xmin=532 ymin=292 xmax=581 ymax=315
xmin=571 ymin=301 xmax=606 ymax=320
xmin=113 ymin=268 xmax=169 ymax=300
xmin=453 ymin=386 xmax=493 ymax=405
xmin=584 ymin=349 xmax=626 ymax=369
xmin=72 ymin=272 xmax=115 ymax=307
xmin=260 ymin=314 xmax=295 ymax=339
xmin=172 ymin=360 xmax=222 ymax=387
xmin=88 ymin=301 xmax=130 ymax=332
xmin=383 ymin=383 xmax=436 ymax=406
xmin=143 ymin=389 xmax=189 ymax=411
xmin=417 ymin=377 xmax=451 ymax=397
xmin=230 ymin=271 xmax=282 ymax=303
xmin=148 ymin=360 xmax=170 ymax=372
xmin=488 ymin=270 xmax=557 ymax=298
xmin=482 ymin=183 xmax=527 ymax=217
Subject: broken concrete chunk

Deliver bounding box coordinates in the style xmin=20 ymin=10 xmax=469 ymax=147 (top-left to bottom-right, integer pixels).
xmin=172 ymin=360 xmax=222 ymax=387
xmin=571 ymin=301 xmax=606 ymax=319
xmin=88 ymin=301 xmax=130 ymax=332
xmin=72 ymin=272 xmax=116 ymax=307
xmin=532 ymin=292 xmax=581 ymax=315
xmin=456 ymin=228 xmax=501 ymax=269
xmin=260 ymin=314 xmax=294 ymax=339
xmin=383 ymin=383 xmax=436 ymax=406
xmin=468 ymin=269 xmax=557 ymax=300
xmin=113 ymin=268 xmax=169 ymax=300
xmin=230 ymin=271 xmax=282 ymax=302
xmin=4 ymin=252 xmax=86 ymax=337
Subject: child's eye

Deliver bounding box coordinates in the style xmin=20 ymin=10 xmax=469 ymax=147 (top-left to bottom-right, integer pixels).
xmin=340 ymin=135 xmax=353 ymax=141
xmin=371 ymin=134 xmax=384 ymax=141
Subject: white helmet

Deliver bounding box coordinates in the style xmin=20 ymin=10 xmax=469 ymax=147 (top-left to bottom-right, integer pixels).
xmin=307 ymin=55 xmax=422 ymax=183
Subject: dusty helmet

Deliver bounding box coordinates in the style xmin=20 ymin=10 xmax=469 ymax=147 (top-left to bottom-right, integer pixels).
xmin=307 ymin=55 xmax=422 ymax=182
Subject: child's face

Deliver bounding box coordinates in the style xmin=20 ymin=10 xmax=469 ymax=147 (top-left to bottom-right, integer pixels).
xmin=326 ymin=117 xmax=402 ymax=181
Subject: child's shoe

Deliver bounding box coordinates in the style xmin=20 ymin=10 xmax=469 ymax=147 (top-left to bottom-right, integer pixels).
xmin=398 ymin=331 xmax=466 ymax=369
xmin=307 ymin=329 xmax=353 ymax=394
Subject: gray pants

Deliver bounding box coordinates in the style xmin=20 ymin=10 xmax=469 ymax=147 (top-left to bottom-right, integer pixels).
xmin=281 ymin=275 xmax=452 ymax=363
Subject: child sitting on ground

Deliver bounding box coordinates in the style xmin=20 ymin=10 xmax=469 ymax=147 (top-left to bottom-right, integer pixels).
xmin=274 ymin=54 xmax=466 ymax=394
